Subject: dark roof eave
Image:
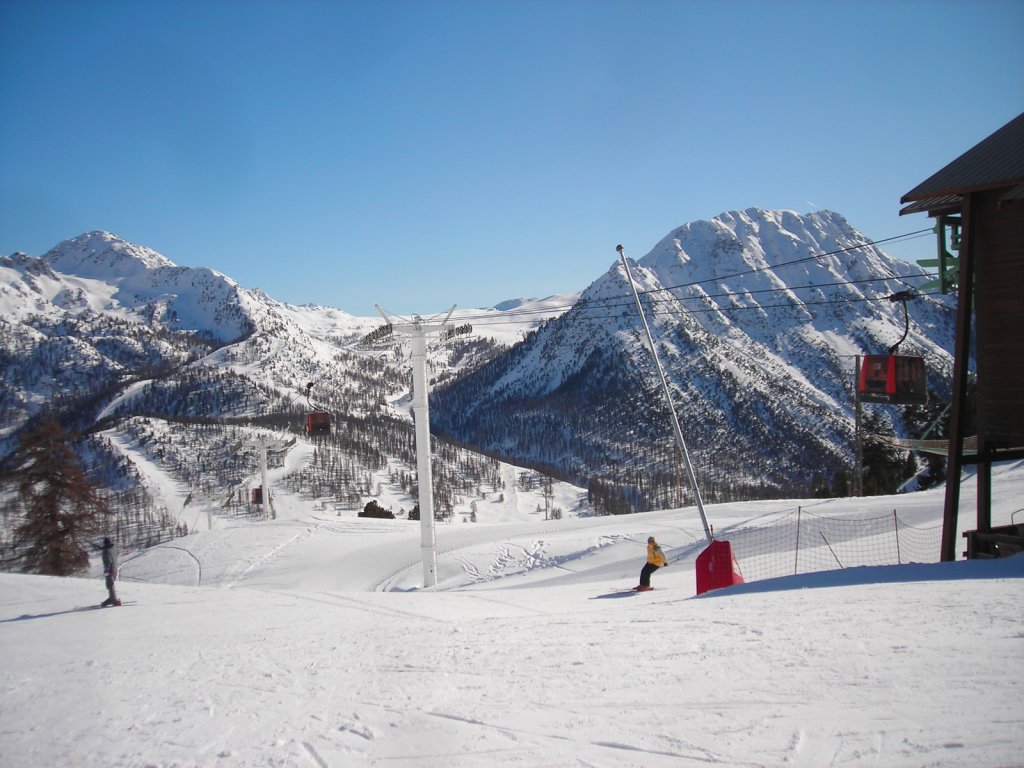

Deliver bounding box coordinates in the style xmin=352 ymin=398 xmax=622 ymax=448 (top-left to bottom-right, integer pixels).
xmin=899 ymin=195 xmax=962 ymax=217
xmin=900 ymin=112 xmax=1024 ymax=202
xmin=900 ymin=176 xmax=1024 ymax=204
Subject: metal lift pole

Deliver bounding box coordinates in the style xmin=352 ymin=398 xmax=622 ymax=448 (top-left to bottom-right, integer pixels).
xmin=371 ymin=305 xmax=469 ymax=588
xmin=408 ymin=317 xmax=438 ymax=588
xmin=259 ymin=441 xmax=270 ymax=519
xmin=617 ymin=245 xmax=713 ymax=545
xmin=240 ymin=435 xmax=295 ymax=520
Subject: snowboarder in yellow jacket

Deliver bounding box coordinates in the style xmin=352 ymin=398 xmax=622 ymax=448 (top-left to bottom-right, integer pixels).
xmin=635 ymin=536 xmax=666 ymax=591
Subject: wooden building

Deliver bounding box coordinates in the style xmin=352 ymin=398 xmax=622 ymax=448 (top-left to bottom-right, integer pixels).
xmin=900 ymin=111 xmax=1024 ymax=560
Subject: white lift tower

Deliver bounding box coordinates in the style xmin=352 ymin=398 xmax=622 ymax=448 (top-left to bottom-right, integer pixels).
xmin=360 ymin=306 xmax=472 ymax=588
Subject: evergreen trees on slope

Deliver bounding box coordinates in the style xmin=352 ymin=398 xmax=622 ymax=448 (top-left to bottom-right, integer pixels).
xmin=1 ymin=419 xmax=108 ymax=575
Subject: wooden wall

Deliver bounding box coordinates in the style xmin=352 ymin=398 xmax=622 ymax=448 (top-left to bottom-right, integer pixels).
xmin=971 ymin=189 xmax=1024 ymax=447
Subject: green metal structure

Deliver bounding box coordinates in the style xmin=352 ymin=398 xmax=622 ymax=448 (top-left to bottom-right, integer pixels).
xmin=916 ymin=214 xmax=961 ymax=294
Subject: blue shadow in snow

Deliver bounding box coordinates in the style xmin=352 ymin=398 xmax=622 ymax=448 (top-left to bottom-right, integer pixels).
xmin=593 ymin=589 xmax=646 ymax=599
xmin=697 ymin=552 xmax=1024 ymax=599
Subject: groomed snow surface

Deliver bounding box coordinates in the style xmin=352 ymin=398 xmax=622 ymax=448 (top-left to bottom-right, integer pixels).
xmin=2 ymin=465 xmax=1023 ymax=768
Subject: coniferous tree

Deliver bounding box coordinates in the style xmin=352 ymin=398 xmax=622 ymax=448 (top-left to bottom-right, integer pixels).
xmin=861 ymin=411 xmax=905 ymax=495
xmin=4 ymin=419 xmax=108 ymax=575
xmin=359 ymin=500 xmax=395 ymax=519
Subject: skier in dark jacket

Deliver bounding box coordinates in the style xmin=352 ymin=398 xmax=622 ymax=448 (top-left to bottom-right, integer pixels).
xmin=100 ymin=537 xmax=121 ymax=607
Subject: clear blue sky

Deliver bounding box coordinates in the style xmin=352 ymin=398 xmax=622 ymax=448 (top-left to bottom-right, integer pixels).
xmin=2 ymin=0 xmax=1021 ymax=316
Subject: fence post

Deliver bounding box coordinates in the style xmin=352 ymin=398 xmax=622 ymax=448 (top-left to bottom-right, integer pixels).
xmin=794 ymin=506 xmax=802 ymax=575
xmin=894 ymin=509 xmax=901 ymax=564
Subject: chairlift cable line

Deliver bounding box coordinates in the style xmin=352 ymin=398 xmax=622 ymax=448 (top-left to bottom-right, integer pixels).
xmin=442 ymin=227 xmax=936 ymax=325
xmin=643 ymin=228 xmax=933 ymax=298
xmin=450 ymin=269 xmax=937 ymax=325
xmin=456 ymin=276 xmax=942 ymax=328
xmin=462 ymin=289 xmax=946 ymax=328
xmin=463 ymin=273 xmax=940 ymax=325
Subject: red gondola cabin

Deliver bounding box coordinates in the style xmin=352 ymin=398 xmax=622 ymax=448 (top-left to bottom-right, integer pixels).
xmin=306 ymin=411 xmax=331 ymax=435
xmin=251 ymin=487 xmax=262 ymax=505
xmin=857 ymin=355 xmax=927 ymax=405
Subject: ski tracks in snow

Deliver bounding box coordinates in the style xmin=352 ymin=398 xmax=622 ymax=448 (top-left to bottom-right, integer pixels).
xmin=227 ymin=527 xmax=312 ymax=588
xmin=369 ymin=524 xmax=570 ymax=592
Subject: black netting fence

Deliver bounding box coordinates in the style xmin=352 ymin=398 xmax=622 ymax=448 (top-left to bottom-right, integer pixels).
xmin=725 ymin=507 xmax=941 ymax=583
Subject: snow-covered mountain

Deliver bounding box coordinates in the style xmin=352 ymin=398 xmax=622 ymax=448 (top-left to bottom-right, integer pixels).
xmin=1 ymin=231 xmax=577 ymax=552
xmin=1 ymin=211 xmax=957 ymax=541
xmin=2 ymin=231 xmax=375 ymax=433
xmin=431 ymin=209 xmax=957 ymax=507
xmin=36 ymin=230 xmax=255 ymax=342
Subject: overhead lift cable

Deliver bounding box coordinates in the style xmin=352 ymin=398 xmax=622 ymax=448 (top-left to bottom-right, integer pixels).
xmin=449 ymin=227 xmax=936 ymax=327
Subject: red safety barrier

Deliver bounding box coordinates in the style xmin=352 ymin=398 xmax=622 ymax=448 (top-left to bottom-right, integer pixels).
xmin=695 ymin=539 xmax=744 ymax=595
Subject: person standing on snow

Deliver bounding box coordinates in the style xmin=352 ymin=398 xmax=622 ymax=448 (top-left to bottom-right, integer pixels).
xmin=100 ymin=537 xmax=121 ymax=607
xmin=635 ymin=536 xmax=667 ymax=591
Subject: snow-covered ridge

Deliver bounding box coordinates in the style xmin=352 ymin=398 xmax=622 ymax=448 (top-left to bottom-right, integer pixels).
xmin=431 ymin=208 xmax=958 ymax=499
xmin=43 ymin=230 xmax=176 ymax=274
xmin=37 ymin=230 xmax=254 ymax=342
xmin=2 ymin=211 xmax=957 ymax=521
xmin=1 ymin=229 xmax=577 ymax=530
